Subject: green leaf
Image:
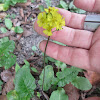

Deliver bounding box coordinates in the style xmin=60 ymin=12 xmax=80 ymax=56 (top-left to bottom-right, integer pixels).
xmin=50 ymin=88 xmax=68 ymax=100
xmin=32 ymin=46 xmax=37 ymax=51
xmin=22 ymin=60 xmax=30 ymax=68
xmin=17 ymin=0 xmax=27 ymax=3
xmin=5 ymin=18 xmax=12 ymax=29
xmin=44 ymin=0 xmax=51 ymax=7
xmin=31 ymin=67 xmax=38 ymax=73
xmin=69 ymin=1 xmax=86 ymax=14
xmin=7 ymin=90 xmax=19 ymax=100
xmin=0 ymin=39 xmax=16 ymax=69
xmin=53 ymin=41 xmax=66 ymax=46
xmin=31 ymin=0 xmax=34 ymax=3
xmin=14 ymin=26 xmax=23 ymax=34
xmin=60 ymin=0 xmax=68 ymax=10
xmin=0 ymin=80 xmax=3 ymax=91
xmin=38 ymin=65 xmax=54 ymax=91
xmin=3 ymin=54 xmax=16 ymax=69
xmin=72 ymin=76 xmax=92 ymax=90
xmin=39 ymin=5 xmax=44 ymax=12
xmin=51 ymin=77 xmax=59 ymax=86
xmin=0 ymin=27 xmax=7 ymax=33
xmin=0 ymin=37 xmax=9 ymax=45
xmin=7 ymin=90 xmax=30 ymax=100
xmin=15 ymin=68 xmax=36 ymax=98
xmin=55 ymin=60 xmax=67 ymax=71
xmin=15 ymin=63 xmax=20 ymax=72
xmin=56 ymin=67 xmax=83 ymax=87
xmin=37 ymin=92 xmax=41 ymax=98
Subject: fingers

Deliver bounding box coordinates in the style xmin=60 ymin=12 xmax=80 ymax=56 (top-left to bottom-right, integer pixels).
xmin=91 ymin=27 xmax=100 ymax=45
xmin=57 ymin=8 xmax=86 ymax=29
xmin=39 ymin=41 xmax=90 ymax=70
xmin=34 ymin=22 xmax=93 ymax=49
xmin=74 ymin=0 xmax=100 ymax=12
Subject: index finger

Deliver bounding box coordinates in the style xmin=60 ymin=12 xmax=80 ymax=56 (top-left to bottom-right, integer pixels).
xmin=74 ymin=0 xmax=100 ymax=13
xmin=57 ymin=8 xmax=86 ymax=29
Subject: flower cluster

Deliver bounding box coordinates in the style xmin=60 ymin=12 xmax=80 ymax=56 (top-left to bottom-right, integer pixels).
xmin=37 ymin=7 xmax=65 ymax=36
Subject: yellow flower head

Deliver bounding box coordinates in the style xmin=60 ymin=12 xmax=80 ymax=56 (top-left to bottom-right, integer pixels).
xmin=37 ymin=7 xmax=65 ymax=36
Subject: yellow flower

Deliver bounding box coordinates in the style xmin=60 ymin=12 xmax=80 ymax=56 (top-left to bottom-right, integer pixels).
xmin=37 ymin=7 xmax=65 ymax=36
xmin=43 ymin=26 xmax=52 ymax=36
xmin=37 ymin=12 xmax=46 ymax=27
xmin=45 ymin=7 xmax=58 ymax=14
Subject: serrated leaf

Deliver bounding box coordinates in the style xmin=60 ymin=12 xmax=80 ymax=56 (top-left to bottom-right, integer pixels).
xmin=50 ymin=88 xmax=68 ymax=100
xmin=14 ymin=26 xmax=23 ymax=34
xmin=60 ymin=0 xmax=68 ymax=10
xmin=38 ymin=65 xmax=54 ymax=91
xmin=5 ymin=18 xmax=12 ymax=29
xmin=0 ymin=27 xmax=7 ymax=33
xmin=72 ymin=76 xmax=92 ymax=90
xmin=15 ymin=68 xmax=36 ymax=98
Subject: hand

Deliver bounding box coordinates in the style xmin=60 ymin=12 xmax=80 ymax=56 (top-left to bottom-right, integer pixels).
xmin=34 ymin=0 xmax=100 ymax=73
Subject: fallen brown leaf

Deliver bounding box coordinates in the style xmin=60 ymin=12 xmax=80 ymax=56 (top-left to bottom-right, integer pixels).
xmin=1 ymin=70 xmax=12 ymax=82
xmin=12 ymin=19 xmax=18 ymax=27
xmin=0 ymin=31 xmax=15 ymax=38
xmin=16 ymin=2 xmax=31 ymax=8
xmin=23 ymin=28 xmax=33 ymax=37
xmin=0 ymin=95 xmax=7 ymax=100
xmin=64 ymin=83 xmax=80 ymax=100
xmin=20 ymin=8 xmax=24 ymax=18
xmin=84 ymin=71 xmax=100 ymax=85
xmin=0 ymin=13 xmax=7 ymax=19
xmin=2 ymin=76 xmax=15 ymax=95
xmin=84 ymin=97 xmax=100 ymax=100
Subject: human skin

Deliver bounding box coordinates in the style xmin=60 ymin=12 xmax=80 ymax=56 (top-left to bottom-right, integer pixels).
xmin=34 ymin=0 xmax=100 ymax=73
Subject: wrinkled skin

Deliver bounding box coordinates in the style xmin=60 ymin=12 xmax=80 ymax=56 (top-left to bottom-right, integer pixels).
xmin=34 ymin=0 xmax=100 ymax=73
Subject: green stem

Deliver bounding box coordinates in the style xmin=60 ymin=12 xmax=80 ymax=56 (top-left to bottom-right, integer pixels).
xmin=42 ymin=36 xmax=50 ymax=91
